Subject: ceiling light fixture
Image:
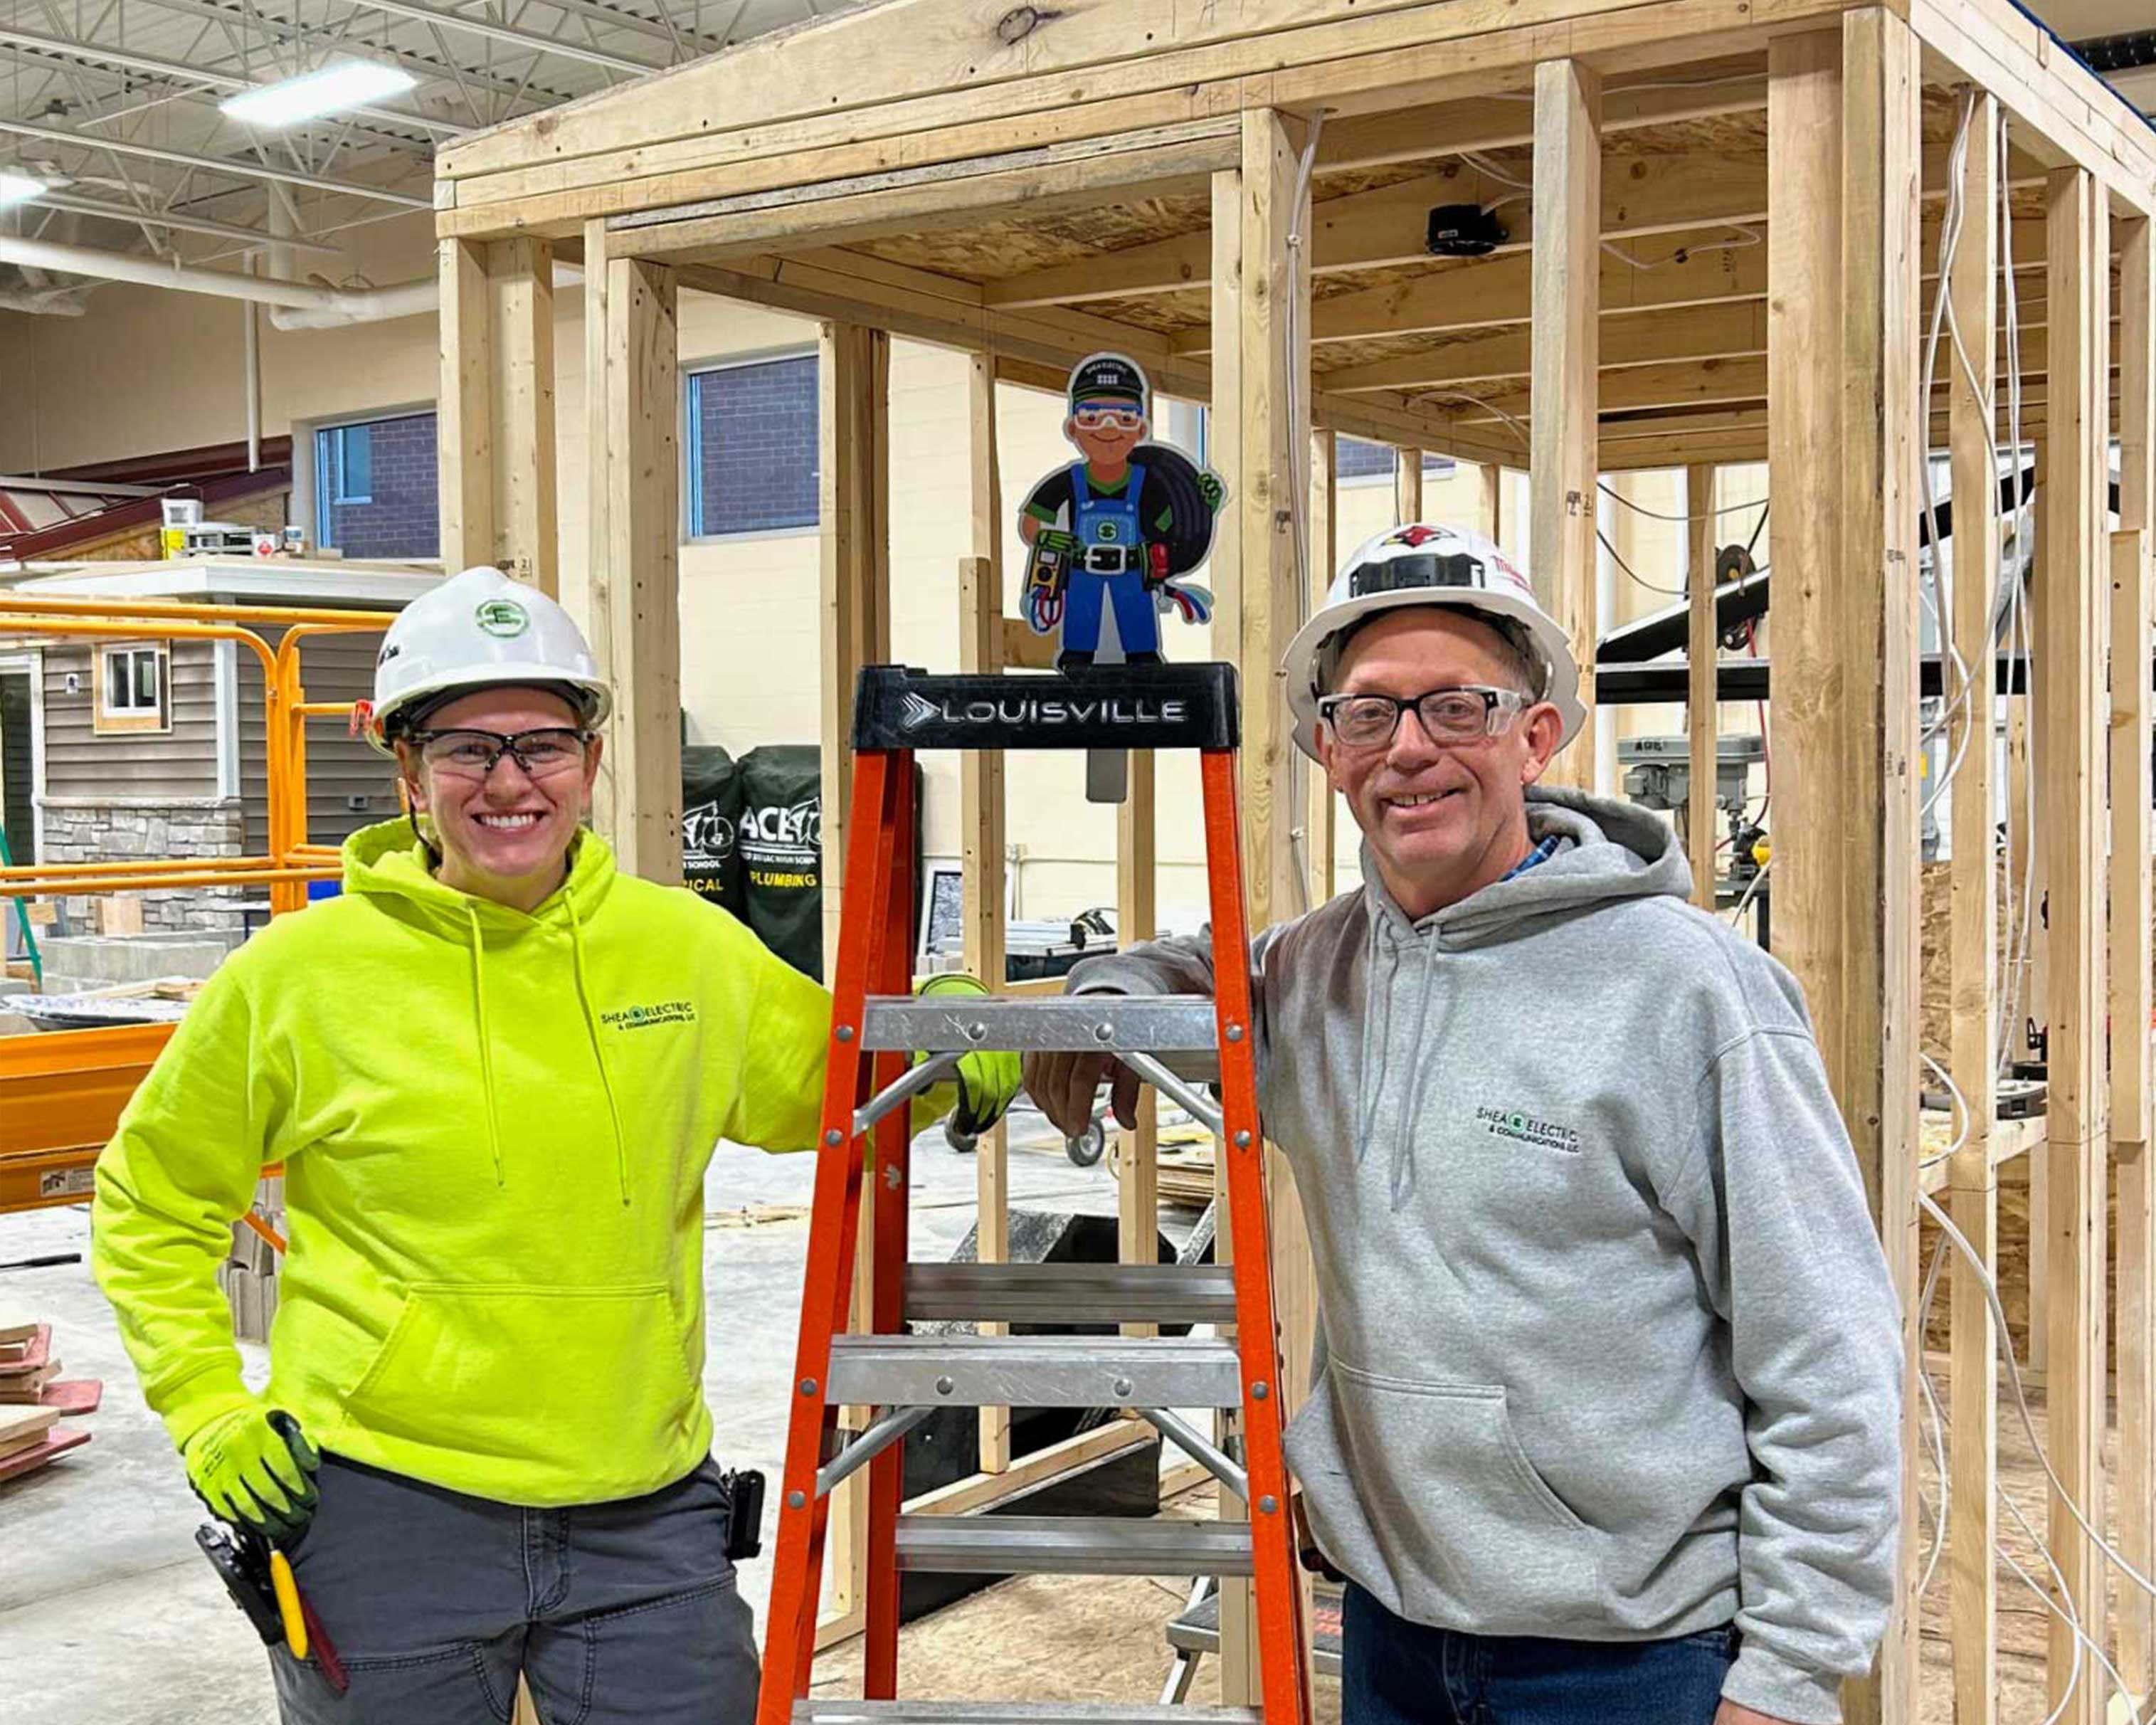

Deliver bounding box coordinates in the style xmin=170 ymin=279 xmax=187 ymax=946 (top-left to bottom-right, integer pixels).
xmin=0 ymin=170 xmax=46 ymax=206
xmin=220 ymin=62 xmax=418 ymax=128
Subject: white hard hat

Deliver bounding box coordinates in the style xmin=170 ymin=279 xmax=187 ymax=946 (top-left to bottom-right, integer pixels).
xmin=366 ymin=565 xmax=612 ymax=755
xmin=1282 ymin=523 xmax=1585 ymax=761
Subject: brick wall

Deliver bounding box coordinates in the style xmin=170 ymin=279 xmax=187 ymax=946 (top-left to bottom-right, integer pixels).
xmin=692 ymin=355 xmax=819 ymax=536
xmin=326 ymin=412 xmax=439 ymax=559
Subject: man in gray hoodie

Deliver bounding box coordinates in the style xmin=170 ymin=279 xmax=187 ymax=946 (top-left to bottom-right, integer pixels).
xmin=1027 ymin=523 xmax=1903 ymax=1725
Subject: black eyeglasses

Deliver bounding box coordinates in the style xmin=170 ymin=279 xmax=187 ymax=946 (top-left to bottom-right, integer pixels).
xmin=410 ymin=727 xmax=594 ymax=781
xmin=1316 ymin=685 xmax=1528 ymax=750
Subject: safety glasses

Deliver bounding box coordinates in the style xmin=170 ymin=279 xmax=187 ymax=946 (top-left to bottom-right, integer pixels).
xmin=411 ymin=727 xmax=594 ymax=781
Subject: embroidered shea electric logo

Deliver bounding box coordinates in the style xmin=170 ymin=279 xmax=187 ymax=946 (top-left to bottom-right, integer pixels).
xmin=603 ymin=1000 xmax=697 ymax=1031
xmin=1475 ymin=1104 xmax=1581 ymax=1154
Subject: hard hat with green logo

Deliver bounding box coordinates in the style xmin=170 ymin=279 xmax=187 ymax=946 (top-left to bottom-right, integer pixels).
xmin=364 ymin=565 xmax=612 ymax=755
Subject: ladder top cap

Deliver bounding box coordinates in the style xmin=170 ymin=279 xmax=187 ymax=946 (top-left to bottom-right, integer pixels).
xmin=852 ymin=663 xmax=1240 ymax=753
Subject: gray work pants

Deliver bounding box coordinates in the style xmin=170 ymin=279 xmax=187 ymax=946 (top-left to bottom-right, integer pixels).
xmin=270 ymin=1452 xmax=761 ymax=1724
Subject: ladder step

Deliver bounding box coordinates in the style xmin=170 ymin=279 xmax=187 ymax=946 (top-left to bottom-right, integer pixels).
xmin=894 ymin=1514 xmax=1254 ymax=1576
xmin=797 ymin=1705 xmax=1262 ymax=1725
xmin=904 ymin=1262 xmax=1239 ymax=1326
xmin=860 ymin=995 xmax=1222 ymax=1055
xmin=826 ymin=1335 xmax=1245 ymax=1408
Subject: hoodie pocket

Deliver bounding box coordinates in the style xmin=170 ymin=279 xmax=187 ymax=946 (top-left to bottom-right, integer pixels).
xmin=344 ymin=1282 xmax=694 ymax=1462
xmin=1320 ymin=1359 xmax=1602 ymax=1630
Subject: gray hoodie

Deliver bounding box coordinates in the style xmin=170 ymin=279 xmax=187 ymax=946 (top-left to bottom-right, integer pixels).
xmin=1067 ymin=787 xmax=1902 ymax=1725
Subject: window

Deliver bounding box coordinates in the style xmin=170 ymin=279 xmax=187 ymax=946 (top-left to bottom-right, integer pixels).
xmin=95 ymin=644 xmax=169 ymax=734
xmin=327 ymin=424 xmax=374 ymax=503
xmin=686 ymin=354 xmax=820 ymax=538
xmin=1337 ymin=436 xmax=1456 ymax=485
xmin=313 ymin=411 xmax=438 ymax=560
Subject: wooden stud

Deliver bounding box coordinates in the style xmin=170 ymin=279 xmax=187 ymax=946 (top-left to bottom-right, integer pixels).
xmin=487 ymin=236 xmax=559 ymax=595
xmin=1945 ymin=87 xmax=2000 ymax=1725
xmin=2039 ymin=163 xmax=2106 ymax=1725
xmin=1306 ymin=428 xmax=1339 ymax=910
xmin=581 ymin=219 xmax=620 ymax=845
xmin=1469 ymin=462 xmax=1502 ymax=543
xmin=596 ymin=255 xmax=681 ymax=887
xmin=437 ymin=236 xmax=494 ymax=576
xmin=1685 ymin=464 xmax=1717 ymax=912
xmin=1767 ymin=19 xmax=1922 ymax=1719
xmin=1530 ymin=58 xmax=1602 ymax=795
xmin=2116 ymin=210 xmax=2156 ymax=1701
xmin=962 ymin=352 xmax=1011 ymax=1477
xmin=1395 ymin=445 xmax=1423 ymax=523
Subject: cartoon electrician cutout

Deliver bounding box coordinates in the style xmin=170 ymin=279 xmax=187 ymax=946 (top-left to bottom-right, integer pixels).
xmin=1018 ymin=353 xmax=1226 ymax=670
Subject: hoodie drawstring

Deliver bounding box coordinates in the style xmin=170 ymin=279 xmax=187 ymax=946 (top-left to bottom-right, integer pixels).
xmin=464 ymin=903 xmax=507 ymax=1188
xmin=1388 ymin=932 xmax=1446 ymax=1208
xmin=565 ymin=893 xmax=632 ymax=1206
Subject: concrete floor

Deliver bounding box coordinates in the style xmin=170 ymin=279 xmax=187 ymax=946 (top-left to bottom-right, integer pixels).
xmin=0 ymin=1107 xmax=1139 ymax=1723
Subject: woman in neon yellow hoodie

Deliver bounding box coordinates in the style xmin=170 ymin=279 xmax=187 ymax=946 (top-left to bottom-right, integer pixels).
xmin=92 ymin=567 xmax=1015 ymax=1724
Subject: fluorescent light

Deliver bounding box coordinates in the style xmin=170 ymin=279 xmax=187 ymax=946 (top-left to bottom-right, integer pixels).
xmin=220 ymin=62 xmax=417 ymax=128
xmin=0 ymin=171 xmax=46 ymax=206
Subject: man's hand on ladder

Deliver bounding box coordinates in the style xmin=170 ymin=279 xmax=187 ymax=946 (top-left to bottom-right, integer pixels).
xmin=1023 ymin=1045 xmax=1144 ymax=1140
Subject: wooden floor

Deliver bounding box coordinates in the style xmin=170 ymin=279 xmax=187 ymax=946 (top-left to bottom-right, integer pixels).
xmin=810 ymin=1385 xmax=2140 ymax=1721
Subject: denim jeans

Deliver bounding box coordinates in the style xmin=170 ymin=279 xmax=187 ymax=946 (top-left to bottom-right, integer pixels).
xmin=1341 ymin=1582 xmax=1736 ymax=1725
xmin=269 ymin=1452 xmax=760 ymax=1724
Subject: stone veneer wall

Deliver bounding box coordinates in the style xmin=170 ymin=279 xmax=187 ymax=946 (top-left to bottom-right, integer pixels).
xmin=38 ymin=796 xmax=252 ymax=934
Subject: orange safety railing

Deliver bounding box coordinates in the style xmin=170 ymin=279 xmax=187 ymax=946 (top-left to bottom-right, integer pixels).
xmin=0 ymin=592 xmax=396 ymax=1212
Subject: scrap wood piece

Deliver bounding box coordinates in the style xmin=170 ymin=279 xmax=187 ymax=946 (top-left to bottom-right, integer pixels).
xmin=0 ymin=1324 xmax=51 ymax=1374
xmin=0 ymin=1316 xmax=38 ymax=1347
xmin=0 ymin=1361 xmax=61 ymax=1403
xmin=0 ymin=1403 xmax=59 ymax=1457
xmin=0 ymin=1425 xmax=90 ymax=1484
xmin=41 ymin=1378 xmax=101 ymax=1417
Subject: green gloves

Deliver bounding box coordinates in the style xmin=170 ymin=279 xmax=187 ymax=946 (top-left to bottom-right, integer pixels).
xmin=1035 ymin=527 xmax=1082 ymax=558
xmin=184 ymin=1399 xmax=320 ymax=1541
xmin=915 ymin=973 xmax=1022 ymax=1136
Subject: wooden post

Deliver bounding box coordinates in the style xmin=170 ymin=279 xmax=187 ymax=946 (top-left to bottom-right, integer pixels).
xmin=962 ymin=351 xmax=1012 ymax=1477
xmin=1209 ymin=105 xmax=1312 ymax=1707
xmin=1306 ymin=428 xmax=1338 ymax=909
xmin=2039 ymin=164 xmax=2107 ymax=1725
xmin=440 ymin=236 xmax=558 ymax=591
xmin=819 ymin=317 xmax=891 ymax=1645
xmin=437 ymin=237 xmax=494 ymax=575
xmin=1530 ymin=58 xmax=1601 ymax=796
xmin=1945 ymin=89 xmax=2000 ymax=1725
xmin=1395 ymin=445 xmax=1423 ymax=523
xmin=1685 ymin=464 xmax=1717 ymax=912
xmin=1767 ymin=17 xmax=1922 ymax=1720
xmin=596 ymin=254 xmax=681 ymax=886
xmin=2115 ymin=210 xmax=2156 ymax=1700
xmin=582 ymin=221 xmax=619 ymax=843
xmin=1469 ymin=461 xmax=1502 ymax=544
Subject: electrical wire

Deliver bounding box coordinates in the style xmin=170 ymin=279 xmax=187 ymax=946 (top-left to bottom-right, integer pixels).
xmin=1726 ymin=856 xmax=1770 ymax=927
xmin=1283 ymin=110 xmax=1328 ymax=922
xmin=1595 ymin=484 xmax=1771 ymax=526
xmin=1597 ymin=526 xmax=1688 ymax=597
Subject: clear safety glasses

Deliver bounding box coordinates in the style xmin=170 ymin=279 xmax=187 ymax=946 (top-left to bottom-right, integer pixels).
xmin=412 ymin=727 xmax=593 ymax=781
xmin=1316 ymin=685 xmax=1528 ymax=750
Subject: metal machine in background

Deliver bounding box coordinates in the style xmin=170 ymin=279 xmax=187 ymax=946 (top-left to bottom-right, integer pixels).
xmin=1619 ymin=734 xmax=1770 ymax=937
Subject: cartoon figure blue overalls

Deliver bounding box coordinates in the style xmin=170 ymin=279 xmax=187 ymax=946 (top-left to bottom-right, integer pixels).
xmin=1018 ymin=353 xmax=1222 ymax=670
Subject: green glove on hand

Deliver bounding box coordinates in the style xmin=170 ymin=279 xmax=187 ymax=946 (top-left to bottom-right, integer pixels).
xmin=184 ymin=1401 xmax=320 ymax=1541
xmin=1035 ymin=527 xmax=1082 ymax=558
xmin=915 ymin=973 xmax=1022 ymax=1136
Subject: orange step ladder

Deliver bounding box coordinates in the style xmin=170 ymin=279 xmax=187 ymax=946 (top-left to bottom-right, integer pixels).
xmin=756 ymin=663 xmax=1312 ymax=1725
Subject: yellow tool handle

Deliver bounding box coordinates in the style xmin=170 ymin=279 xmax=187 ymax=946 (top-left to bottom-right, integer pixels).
xmin=269 ymin=1549 xmax=308 ymax=1661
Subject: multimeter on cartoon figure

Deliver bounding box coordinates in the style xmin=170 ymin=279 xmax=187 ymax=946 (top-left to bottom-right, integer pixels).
xmin=1017 ymin=352 xmax=1227 ymax=670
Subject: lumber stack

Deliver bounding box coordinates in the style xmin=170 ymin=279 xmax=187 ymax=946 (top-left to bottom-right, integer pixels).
xmin=0 ymin=1316 xmax=98 ymax=1483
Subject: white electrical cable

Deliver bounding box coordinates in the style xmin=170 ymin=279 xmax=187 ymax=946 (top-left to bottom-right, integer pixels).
xmin=1596 ymin=485 xmax=1770 ymax=526
xmin=1726 ymin=856 xmax=1771 ymax=927
xmin=1913 ymin=1238 xmax=1953 ymax=1600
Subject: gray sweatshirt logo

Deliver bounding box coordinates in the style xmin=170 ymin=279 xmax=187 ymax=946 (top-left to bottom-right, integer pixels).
xmin=1474 ymin=1104 xmax=1580 ymax=1154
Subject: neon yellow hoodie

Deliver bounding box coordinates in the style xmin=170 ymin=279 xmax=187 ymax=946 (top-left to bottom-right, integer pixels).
xmin=92 ymin=819 xmax=833 ymax=1506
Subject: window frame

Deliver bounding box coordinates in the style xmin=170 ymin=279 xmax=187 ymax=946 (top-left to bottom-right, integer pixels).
xmin=681 ymin=346 xmax=823 ymax=544
xmin=329 ymin=423 xmax=374 ymax=505
xmin=93 ymin=642 xmax=171 ymax=736
xmin=299 ymin=402 xmax=438 ymax=561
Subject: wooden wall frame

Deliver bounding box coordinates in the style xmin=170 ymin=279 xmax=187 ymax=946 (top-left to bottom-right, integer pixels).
xmin=434 ymin=0 xmax=2156 ymax=1711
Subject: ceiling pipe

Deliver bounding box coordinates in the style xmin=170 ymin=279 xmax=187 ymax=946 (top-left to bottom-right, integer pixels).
xmin=0 ymin=232 xmax=436 ymax=324
xmin=0 ymin=283 xmax=88 ymax=315
xmin=0 ymin=115 xmax=433 ymax=209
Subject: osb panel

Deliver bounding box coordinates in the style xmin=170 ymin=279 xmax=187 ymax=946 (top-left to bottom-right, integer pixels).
xmin=1080 ymin=292 xmax=1206 ymax=335
xmin=1613 ymin=111 xmax=1767 ymax=158
xmin=1314 ymin=327 xmax=1501 ymax=374
xmin=850 ymin=190 xmax=1209 ymax=282
xmin=1309 ymin=162 xmax=1437 ymax=201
